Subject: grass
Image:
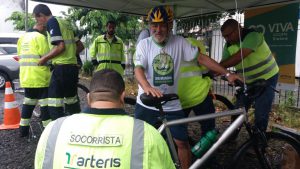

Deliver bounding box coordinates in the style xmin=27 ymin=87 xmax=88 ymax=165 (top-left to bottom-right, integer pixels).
xmin=269 ymin=105 xmax=300 ymax=130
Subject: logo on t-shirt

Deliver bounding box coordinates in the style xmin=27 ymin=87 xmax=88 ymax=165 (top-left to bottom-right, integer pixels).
xmin=152 ymin=52 xmax=174 ymax=86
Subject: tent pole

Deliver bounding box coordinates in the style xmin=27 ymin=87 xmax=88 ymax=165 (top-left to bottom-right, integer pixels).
xmin=25 ymin=0 xmax=28 ymax=31
xmin=173 ymin=19 xmax=177 ymax=35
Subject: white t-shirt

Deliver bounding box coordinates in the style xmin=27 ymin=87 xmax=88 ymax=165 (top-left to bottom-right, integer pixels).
xmin=134 ymin=35 xmax=199 ymax=111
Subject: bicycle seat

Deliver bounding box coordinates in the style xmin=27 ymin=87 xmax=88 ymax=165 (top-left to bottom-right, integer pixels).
xmin=140 ymin=93 xmax=179 ymax=108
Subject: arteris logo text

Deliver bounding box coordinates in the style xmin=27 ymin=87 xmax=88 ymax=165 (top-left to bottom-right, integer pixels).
xmin=65 ymin=152 xmax=121 ymax=168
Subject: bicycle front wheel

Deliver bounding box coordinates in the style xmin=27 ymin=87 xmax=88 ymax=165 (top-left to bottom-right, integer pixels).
xmin=229 ymin=131 xmax=300 ymax=169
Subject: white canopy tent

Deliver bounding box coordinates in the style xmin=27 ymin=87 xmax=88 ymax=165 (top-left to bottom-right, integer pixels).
xmin=32 ymin=0 xmax=297 ymax=18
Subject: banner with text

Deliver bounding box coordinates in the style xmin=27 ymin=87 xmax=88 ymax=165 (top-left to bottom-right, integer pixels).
xmin=245 ymin=3 xmax=299 ymax=88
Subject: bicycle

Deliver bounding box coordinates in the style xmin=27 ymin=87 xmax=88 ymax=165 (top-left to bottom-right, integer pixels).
xmin=223 ymin=79 xmax=300 ymax=169
xmin=139 ymin=91 xmax=300 ymax=169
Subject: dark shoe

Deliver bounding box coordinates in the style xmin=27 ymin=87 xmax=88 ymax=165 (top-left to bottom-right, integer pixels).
xmin=19 ymin=126 xmax=29 ymax=137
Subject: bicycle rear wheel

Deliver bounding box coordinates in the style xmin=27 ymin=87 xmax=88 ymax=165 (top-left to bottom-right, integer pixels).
xmin=213 ymin=94 xmax=236 ymax=132
xmin=230 ymin=131 xmax=300 ymax=169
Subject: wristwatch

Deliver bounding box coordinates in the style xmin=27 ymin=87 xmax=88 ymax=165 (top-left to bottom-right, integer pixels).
xmin=225 ymin=72 xmax=231 ymax=78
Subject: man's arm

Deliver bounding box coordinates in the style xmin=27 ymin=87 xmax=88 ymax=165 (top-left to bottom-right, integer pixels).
xmin=197 ymin=53 xmax=242 ymax=83
xmin=38 ymin=41 xmax=65 ymax=65
xmin=89 ymin=38 xmax=99 ymax=66
xmin=134 ymin=66 xmax=162 ymax=97
xmin=220 ymin=48 xmax=253 ymax=68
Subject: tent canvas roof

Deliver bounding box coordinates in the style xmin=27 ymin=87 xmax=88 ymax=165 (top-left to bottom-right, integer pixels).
xmin=33 ymin=0 xmax=297 ymax=18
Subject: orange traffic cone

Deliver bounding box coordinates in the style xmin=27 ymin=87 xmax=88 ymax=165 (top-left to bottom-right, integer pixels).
xmin=0 ymin=81 xmax=21 ymax=130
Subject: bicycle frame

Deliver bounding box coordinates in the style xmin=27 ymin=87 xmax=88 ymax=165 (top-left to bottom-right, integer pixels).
xmin=158 ymin=108 xmax=246 ymax=169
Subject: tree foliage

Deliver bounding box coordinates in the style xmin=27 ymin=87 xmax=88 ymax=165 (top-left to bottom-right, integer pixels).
xmin=5 ymin=11 xmax=35 ymax=31
xmin=62 ymin=7 xmax=140 ymax=44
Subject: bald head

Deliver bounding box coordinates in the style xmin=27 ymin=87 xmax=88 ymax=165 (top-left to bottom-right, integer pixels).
xmin=89 ymin=69 xmax=125 ymax=103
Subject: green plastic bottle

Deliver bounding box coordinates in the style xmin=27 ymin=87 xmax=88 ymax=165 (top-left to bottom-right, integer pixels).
xmin=191 ymin=130 xmax=218 ymax=158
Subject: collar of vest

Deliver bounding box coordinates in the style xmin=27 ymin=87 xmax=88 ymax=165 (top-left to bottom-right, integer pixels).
xmin=82 ymin=107 xmax=128 ymax=115
xmin=27 ymin=29 xmax=39 ymax=33
xmin=104 ymin=34 xmax=118 ymax=43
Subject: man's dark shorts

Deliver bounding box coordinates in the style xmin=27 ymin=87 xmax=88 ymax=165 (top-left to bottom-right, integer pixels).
xmin=134 ymin=103 xmax=188 ymax=141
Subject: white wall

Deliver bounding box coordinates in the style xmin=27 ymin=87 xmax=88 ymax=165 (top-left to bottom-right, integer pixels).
xmin=0 ymin=0 xmax=23 ymax=33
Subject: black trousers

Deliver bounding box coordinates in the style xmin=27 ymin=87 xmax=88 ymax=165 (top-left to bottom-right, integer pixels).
xmin=48 ymin=65 xmax=80 ymax=120
xmin=22 ymin=87 xmax=50 ymax=124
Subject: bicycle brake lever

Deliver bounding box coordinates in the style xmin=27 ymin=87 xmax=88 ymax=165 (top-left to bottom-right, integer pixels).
xmin=270 ymin=86 xmax=279 ymax=93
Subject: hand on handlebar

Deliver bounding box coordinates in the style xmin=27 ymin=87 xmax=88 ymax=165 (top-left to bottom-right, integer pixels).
xmin=143 ymin=86 xmax=163 ymax=98
xmin=226 ymin=73 xmax=243 ymax=85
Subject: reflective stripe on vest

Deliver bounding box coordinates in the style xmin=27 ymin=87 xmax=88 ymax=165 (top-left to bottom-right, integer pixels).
xmin=42 ymin=117 xmax=144 ymax=169
xmin=48 ymin=98 xmax=64 ymax=107
xmin=42 ymin=117 xmax=67 ymax=169
xmin=235 ymin=54 xmax=273 ymax=73
xmin=180 ymin=71 xmax=203 ymax=78
xmin=64 ymin=96 xmax=78 ymax=105
xmin=39 ymin=98 xmax=48 ymax=107
xmin=244 ymin=61 xmax=277 ymax=81
xmin=181 ymin=61 xmax=198 ymax=67
xmin=96 ymin=53 xmax=122 ymax=59
xmin=20 ymin=55 xmax=40 ymax=59
xmin=130 ymin=119 xmax=144 ymax=169
xmin=20 ymin=118 xmax=30 ymax=126
xmin=23 ymin=97 xmax=38 ymax=105
xmin=64 ymin=39 xmax=76 ymax=44
xmin=19 ymin=62 xmax=38 ymax=66
xmin=50 ymin=36 xmax=63 ymax=42
xmin=49 ymin=37 xmax=75 ymax=45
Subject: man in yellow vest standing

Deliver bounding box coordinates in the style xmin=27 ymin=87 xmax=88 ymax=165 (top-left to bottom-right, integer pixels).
xmin=33 ymin=4 xmax=83 ymax=120
xmin=35 ymin=69 xmax=175 ymax=169
xmin=178 ymin=37 xmax=215 ymax=136
xmin=17 ymin=23 xmax=51 ymax=137
xmin=220 ymin=19 xmax=279 ymax=132
xmin=90 ymin=20 xmax=125 ymax=76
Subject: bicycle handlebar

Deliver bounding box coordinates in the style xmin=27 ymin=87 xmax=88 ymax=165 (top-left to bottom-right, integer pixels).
xmin=140 ymin=93 xmax=179 ymax=108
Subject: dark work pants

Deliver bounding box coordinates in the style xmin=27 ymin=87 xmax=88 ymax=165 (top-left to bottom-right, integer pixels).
xmin=236 ymin=74 xmax=279 ymax=132
xmin=48 ymin=65 xmax=80 ymax=120
xmin=22 ymin=87 xmax=50 ymax=123
xmin=183 ymin=95 xmax=216 ymax=136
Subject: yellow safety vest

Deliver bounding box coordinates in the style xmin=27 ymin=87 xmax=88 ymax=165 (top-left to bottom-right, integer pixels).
xmin=47 ymin=17 xmax=77 ymax=65
xmin=17 ymin=31 xmax=50 ymax=88
xmin=178 ymin=38 xmax=212 ymax=109
xmin=225 ymin=32 xmax=279 ymax=83
xmin=90 ymin=35 xmax=125 ymax=75
xmin=35 ymin=112 xmax=175 ymax=169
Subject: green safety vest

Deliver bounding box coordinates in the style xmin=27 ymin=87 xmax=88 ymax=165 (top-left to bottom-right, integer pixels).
xmin=35 ymin=113 xmax=175 ymax=169
xmin=17 ymin=31 xmax=51 ymax=88
xmin=225 ymin=32 xmax=279 ymax=83
xmin=47 ymin=17 xmax=77 ymax=65
xmin=90 ymin=35 xmax=125 ymax=75
xmin=178 ymin=38 xmax=212 ymax=109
